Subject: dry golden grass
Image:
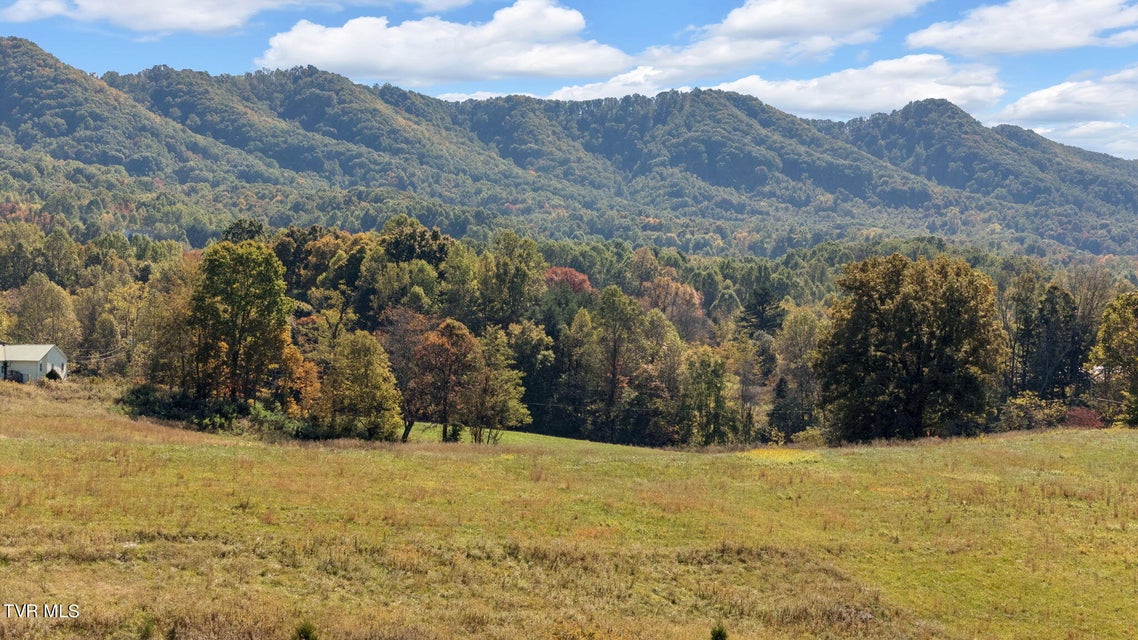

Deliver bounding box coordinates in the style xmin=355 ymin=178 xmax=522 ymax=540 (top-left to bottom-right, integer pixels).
xmin=1 ymin=380 xmax=1136 ymax=638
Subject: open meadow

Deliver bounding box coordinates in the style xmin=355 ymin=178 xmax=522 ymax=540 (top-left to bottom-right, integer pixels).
xmin=1 ymin=380 xmax=1136 ymax=639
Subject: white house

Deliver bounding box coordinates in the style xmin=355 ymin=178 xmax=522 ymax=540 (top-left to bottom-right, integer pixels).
xmin=0 ymin=344 xmax=68 ymax=383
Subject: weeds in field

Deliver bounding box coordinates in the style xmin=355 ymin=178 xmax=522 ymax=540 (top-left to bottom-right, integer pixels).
xmin=0 ymin=382 xmax=1136 ymax=638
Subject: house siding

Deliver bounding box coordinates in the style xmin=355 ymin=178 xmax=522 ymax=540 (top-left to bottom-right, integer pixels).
xmin=1 ymin=345 xmax=68 ymax=382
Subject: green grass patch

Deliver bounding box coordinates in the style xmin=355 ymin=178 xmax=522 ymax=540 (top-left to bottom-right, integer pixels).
xmin=1 ymin=380 xmax=1136 ymax=638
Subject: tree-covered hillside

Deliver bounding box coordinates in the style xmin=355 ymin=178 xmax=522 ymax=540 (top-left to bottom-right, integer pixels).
xmin=830 ymin=99 xmax=1138 ymax=254
xmin=4 ymin=37 xmax=1138 ymax=256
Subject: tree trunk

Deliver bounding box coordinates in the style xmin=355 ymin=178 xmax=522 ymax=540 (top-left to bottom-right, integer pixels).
xmin=401 ymin=415 xmax=414 ymax=443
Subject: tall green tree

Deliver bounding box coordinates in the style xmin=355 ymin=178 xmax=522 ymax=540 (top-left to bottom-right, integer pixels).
xmin=221 ymin=218 xmax=268 ymax=244
xmin=618 ymin=309 xmax=686 ymax=445
xmin=12 ymin=272 xmax=80 ymax=352
xmin=1025 ymin=284 xmax=1082 ymax=399
xmin=314 ymin=330 xmax=403 ymax=440
xmin=134 ymin=256 xmax=199 ymax=390
xmin=39 ymin=227 xmax=81 ymax=289
xmin=552 ymin=308 xmax=602 ymax=438
xmin=592 ymin=285 xmax=647 ymax=441
xmin=476 ymin=231 xmax=547 ymax=329
xmin=378 ymin=215 xmax=451 ymax=267
xmin=461 ymin=326 xmax=531 ymax=444
xmin=188 ymin=241 xmax=292 ymax=402
xmin=768 ymin=307 xmax=827 ymax=440
xmin=506 ymin=319 xmax=555 ymax=415
xmin=817 ymin=254 xmax=1006 ymax=442
xmin=363 ymin=259 xmax=439 ymax=318
xmin=0 ymin=222 xmax=43 ymax=290
xmin=1090 ymin=291 xmax=1138 ymax=425
xmin=679 ymin=345 xmax=733 ymax=445
xmin=438 ymin=242 xmax=481 ymax=327
xmin=1005 ymin=279 xmax=1087 ymax=400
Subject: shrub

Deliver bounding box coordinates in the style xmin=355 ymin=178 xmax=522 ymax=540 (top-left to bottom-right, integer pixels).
xmin=443 ymin=422 xmax=465 ymax=443
xmin=292 ymin=621 xmax=319 ymax=640
xmin=792 ymin=426 xmax=828 ymax=447
xmin=1064 ymin=405 xmax=1105 ymax=429
xmin=711 ymin=622 xmax=728 ymax=640
xmin=138 ymin=616 xmax=155 ymax=640
xmin=248 ymin=402 xmax=304 ymax=438
xmin=118 ymin=383 xmax=202 ymax=421
xmin=192 ymin=401 xmax=243 ymax=432
xmin=996 ymin=392 xmax=1066 ymax=432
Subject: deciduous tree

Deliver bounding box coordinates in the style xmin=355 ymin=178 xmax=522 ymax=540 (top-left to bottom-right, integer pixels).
xmin=409 ymin=318 xmax=479 ymax=441
xmin=315 ymin=330 xmax=402 ymax=440
xmin=768 ymin=308 xmax=827 ymax=439
xmin=0 ymin=296 xmax=12 ymax=342
xmin=475 ymin=231 xmax=546 ymax=329
xmin=817 ymin=255 xmax=1006 ymax=442
xmin=679 ymin=345 xmax=733 ymax=445
xmin=461 ymin=326 xmax=531 ymax=444
xmin=1090 ymin=291 xmax=1138 ymax=425
xmin=188 ymin=241 xmax=292 ymax=402
xmin=134 ymin=256 xmax=200 ymax=390
xmin=376 ymin=306 xmax=434 ymax=442
xmin=552 ymin=308 xmax=602 ymax=438
xmin=640 ymin=276 xmax=711 ymax=342
xmin=12 ymin=272 xmax=80 ymax=352
xmin=592 ymin=285 xmax=646 ymax=441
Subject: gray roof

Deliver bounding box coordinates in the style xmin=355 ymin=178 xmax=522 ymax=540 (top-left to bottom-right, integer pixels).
xmin=0 ymin=344 xmax=62 ymax=362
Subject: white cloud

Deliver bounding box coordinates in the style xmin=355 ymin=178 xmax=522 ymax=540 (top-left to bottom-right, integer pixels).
xmin=907 ymin=0 xmax=1138 ymax=55
xmin=999 ymin=66 xmax=1138 ymax=123
xmin=543 ymin=1 xmax=948 ymax=107
xmin=0 ymin=0 xmax=309 ymax=32
xmin=413 ymin=0 xmax=473 ymax=11
xmin=548 ymin=54 xmax=1004 ymax=116
xmin=436 ymin=90 xmax=515 ymax=101
xmin=544 ymin=0 xmax=931 ymax=103
xmin=637 ymin=0 xmax=929 ymax=82
xmin=712 ymin=54 xmax=1004 ymax=119
xmin=548 ymin=66 xmax=688 ymax=100
xmin=1 ymin=0 xmax=66 ymax=21
xmin=639 ymin=35 xmax=789 ymax=81
xmin=1034 ymin=121 xmax=1138 ymax=159
xmin=995 ymin=67 xmax=1138 ymax=158
xmin=0 ymin=0 xmax=474 ymax=32
xmin=257 ymin=0 xmax=631 ymax=85
xmin=718 ymin=0 xmax=931 ymax=38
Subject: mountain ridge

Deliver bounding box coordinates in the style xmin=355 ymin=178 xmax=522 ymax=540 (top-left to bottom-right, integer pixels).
xmin=2 ymin=36 xmax=1136 ymax=257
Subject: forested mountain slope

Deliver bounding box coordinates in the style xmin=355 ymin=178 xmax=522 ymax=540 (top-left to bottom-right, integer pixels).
xmin=3 ymin=37 xmax=1138 ymax=257
xmin=827 ymin=99 xmax=1138 ymax=254
xmin=0 ymin=37 xmax=285 ymax=185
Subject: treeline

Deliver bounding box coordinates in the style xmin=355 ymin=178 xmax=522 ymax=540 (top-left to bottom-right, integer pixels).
xmin=3 ymin=217 xmax=1137 ymax=445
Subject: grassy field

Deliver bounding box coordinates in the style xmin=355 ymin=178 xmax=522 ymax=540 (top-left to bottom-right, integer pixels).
xmin=1 ymin=380 xmax=1136 ymax=639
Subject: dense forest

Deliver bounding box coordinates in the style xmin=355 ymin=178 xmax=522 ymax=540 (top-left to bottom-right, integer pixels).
xmin=4 ymin=215 xmax=1137 ymax=446
xmin=6 ymin=36 xmax=1138 ymax=445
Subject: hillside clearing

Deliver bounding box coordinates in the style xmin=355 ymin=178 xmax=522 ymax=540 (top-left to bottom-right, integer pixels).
xmin=1 ymin=381 xmax=1136 ymax=638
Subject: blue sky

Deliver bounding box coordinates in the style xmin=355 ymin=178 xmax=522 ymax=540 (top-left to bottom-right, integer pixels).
xmin=3 ymin=0 xmax=1138 ymax=158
